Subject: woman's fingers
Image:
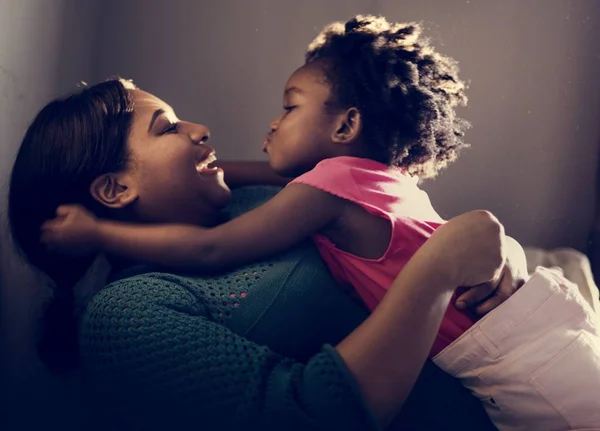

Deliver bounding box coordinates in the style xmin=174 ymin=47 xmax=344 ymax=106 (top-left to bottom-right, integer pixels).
xmin=473 ymin=293 xmax=504 ymax=316
xmin=473 ymin=267 xmax=524 ymax=316
xmin=455 ymin=281 xmax=497 ymax=310
xmin=458 ymin=266 xmax=525 ymax=316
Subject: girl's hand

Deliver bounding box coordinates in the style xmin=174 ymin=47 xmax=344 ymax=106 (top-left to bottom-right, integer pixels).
xmin=40 ymin=204 xmax=100 ymax=257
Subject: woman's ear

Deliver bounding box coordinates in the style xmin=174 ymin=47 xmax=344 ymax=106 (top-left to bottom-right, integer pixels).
xmin=89 ymin=172 xmax=138 ymax=209
xmin=332 ymin=107 xmax=362 ymax=145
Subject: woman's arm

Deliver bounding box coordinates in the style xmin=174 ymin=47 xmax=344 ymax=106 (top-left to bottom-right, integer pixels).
xmin=216 ymin=161 xmax=292 ymax=188
xmin=337 ymin=210 xmax=505 ymax=424
xmin=83 ymin=276 xmax=379 ymax=430
xmin=82 ymin=210 xmax=506 ymax=429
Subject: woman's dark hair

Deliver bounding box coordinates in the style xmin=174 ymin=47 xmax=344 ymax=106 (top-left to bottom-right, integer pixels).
xmin=306 ymin=15 xmax=470 ymax=178
xmin=8 ymin=78 xmax=137 ymax=373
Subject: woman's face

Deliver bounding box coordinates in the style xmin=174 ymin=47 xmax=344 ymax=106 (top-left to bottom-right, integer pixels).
xmin=123 ymin=89 xmax=231 ymax=224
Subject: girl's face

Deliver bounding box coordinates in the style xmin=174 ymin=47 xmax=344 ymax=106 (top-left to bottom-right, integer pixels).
xmin=264 ymin=62 xmax=343 ymax=177
xmin=122 ymin=89 xmax=232 ymax=225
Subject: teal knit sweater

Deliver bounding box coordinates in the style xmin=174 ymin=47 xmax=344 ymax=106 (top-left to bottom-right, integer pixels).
xmin=80 ymin=187 xmax=495 ymax=431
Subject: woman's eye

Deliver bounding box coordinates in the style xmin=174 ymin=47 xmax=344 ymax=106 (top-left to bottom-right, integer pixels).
xmin=283 ymin=105 xmax=296 ymax=113
xmin=162 ymin=123 xmax=179 ymax=134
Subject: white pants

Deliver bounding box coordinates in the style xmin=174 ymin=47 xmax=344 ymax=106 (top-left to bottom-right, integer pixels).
xmin=433 ymin=267 xmax=600 ymax=431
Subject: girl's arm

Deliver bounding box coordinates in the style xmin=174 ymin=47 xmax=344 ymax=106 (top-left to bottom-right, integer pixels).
xmin=216 ymin=161 xmax=292 ymax=188
xmin=42 ymin=184 xmax=344 ymax=272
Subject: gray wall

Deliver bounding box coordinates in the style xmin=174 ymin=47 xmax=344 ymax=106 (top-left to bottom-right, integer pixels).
xmin=1 ymin=0 xmax=599 ymax=429
xmin=1 ymin=0 xmax=101 ymax=429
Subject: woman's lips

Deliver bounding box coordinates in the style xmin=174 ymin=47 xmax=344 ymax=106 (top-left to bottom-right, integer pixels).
xmin=195 ymin=151 xmax=220 ymax=174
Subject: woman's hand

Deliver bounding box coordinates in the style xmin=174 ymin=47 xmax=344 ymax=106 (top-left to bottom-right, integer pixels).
xmin=455 ymin=236 xmax=528 ymax=315
xmin=420 ymin=210 xmax=507 ymax=289
xmin=40 ymin=204 xmax=100 ymax=257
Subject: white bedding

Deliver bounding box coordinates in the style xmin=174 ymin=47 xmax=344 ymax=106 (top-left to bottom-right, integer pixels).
xmin=524 ymin=247 xmax=600 ymax=317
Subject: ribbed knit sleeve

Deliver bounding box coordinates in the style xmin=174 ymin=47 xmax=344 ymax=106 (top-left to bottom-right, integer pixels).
xmin=80 ymin=275 xmax=379 ymax=431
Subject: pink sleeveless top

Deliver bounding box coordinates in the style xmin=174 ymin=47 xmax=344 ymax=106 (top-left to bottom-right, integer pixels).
xmin=290 ymin=156 xmax=475 ymax=356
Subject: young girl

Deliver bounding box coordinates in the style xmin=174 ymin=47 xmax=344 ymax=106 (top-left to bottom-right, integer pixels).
xmin=42 ymin=16 xmax=600 ymax=430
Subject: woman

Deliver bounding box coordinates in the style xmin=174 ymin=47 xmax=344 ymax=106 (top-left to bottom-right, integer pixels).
xmin=9 ymin=78 xmax=519 ymax=430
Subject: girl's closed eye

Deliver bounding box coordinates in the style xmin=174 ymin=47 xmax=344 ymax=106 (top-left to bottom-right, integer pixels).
xmin=283 ymin=105 xmax=296 ymax=113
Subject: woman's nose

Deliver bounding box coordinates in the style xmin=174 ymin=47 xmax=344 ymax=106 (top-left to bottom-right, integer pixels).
xmin=190 ymin=124 xmax=210 ymax=145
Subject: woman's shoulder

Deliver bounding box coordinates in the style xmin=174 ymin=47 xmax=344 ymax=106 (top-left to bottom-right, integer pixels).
xmin=83 ymin=272 xmax=208 ymax=327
